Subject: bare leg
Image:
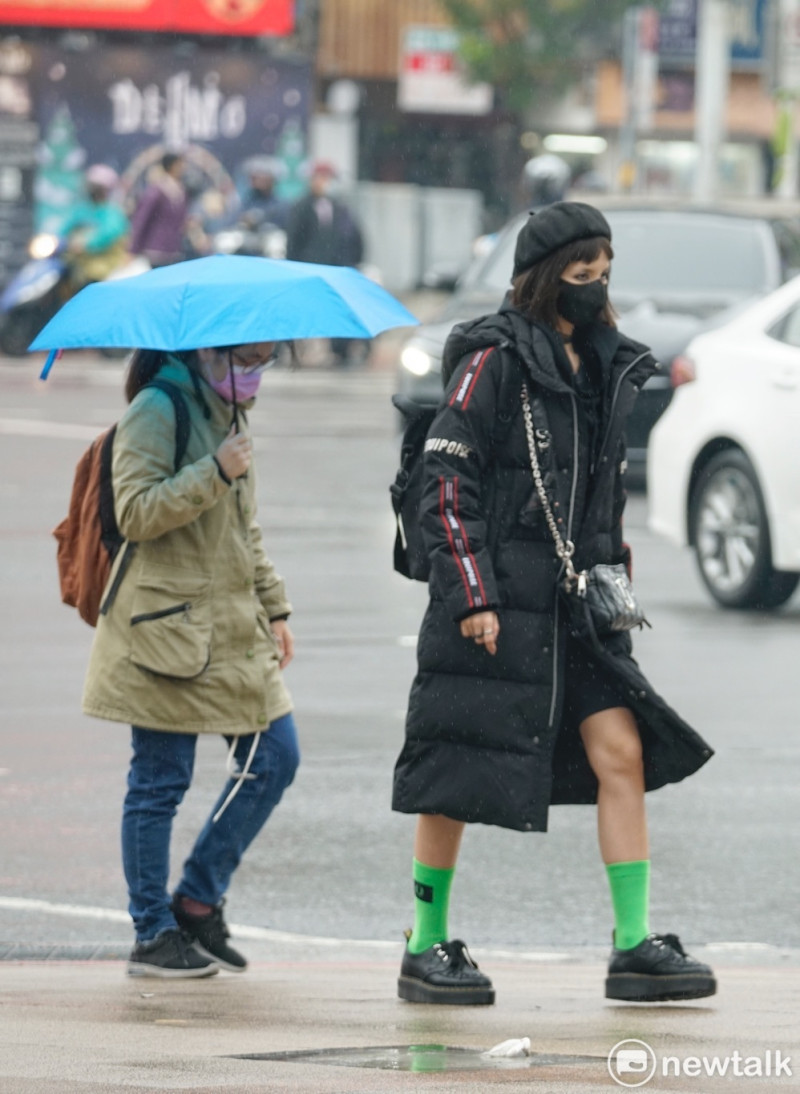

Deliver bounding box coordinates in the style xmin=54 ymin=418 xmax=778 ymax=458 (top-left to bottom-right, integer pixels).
xmin=414 ymin=813 xmax=466 ymax=868
xmin=579 ymin=707 xmax=648 ymax=864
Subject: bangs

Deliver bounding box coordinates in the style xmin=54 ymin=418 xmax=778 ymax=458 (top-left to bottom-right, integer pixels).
xmin=561 ymin=236 xmax=614 ymax=267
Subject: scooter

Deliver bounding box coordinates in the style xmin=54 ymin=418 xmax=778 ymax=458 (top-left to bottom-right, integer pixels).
xmin=0 ymin=234 xmax=67 ymax=356
xmin=212 ymin=209 xmax=287 ymax=260
xmin=0 ymin=234 xmax=149 ymax=358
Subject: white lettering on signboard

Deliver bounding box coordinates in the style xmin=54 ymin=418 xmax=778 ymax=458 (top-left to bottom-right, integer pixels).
xmin=108 ymin=72 xmax=246 ymax=141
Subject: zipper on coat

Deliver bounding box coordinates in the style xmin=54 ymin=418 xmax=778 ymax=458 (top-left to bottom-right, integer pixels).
xmin=130 ymin=601 xmax=191 ymax=626
xmin=548 ymin=391 xmax=580 ymax=728
xmin=591 ymin=352 xmax=649 ymax=476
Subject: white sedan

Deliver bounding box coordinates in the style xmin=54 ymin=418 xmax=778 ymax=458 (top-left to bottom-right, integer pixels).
xmin=647 ymin=274 xmax=800 ymax=610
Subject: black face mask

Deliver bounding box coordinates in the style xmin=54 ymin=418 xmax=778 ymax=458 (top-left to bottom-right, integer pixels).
xmin=556 ymin=278 xmax=608 ymax=329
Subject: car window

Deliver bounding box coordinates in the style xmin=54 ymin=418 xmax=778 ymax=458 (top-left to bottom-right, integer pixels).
xmin=768 ymin=303 xmax=800 ymax=347
xmin=606 ymin=214 xmax=771 ymax=295
xmin=462 ymin=212 xmax=773 ymax=301
xmin=470 ymin=220 xmax=522 ymax=294
xmin=770 ymin=219 xmax=800 ymax=279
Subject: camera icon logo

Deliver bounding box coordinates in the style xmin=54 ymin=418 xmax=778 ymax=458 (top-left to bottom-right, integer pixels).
xmin=608 ymin=1039 xmax=657 ymax=1087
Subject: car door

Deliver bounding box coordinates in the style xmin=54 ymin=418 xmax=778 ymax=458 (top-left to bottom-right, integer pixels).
xmin=759 ymin=303 xmax=800 ymax=569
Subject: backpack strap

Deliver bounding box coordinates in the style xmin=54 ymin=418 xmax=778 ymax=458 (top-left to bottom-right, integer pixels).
xmin=144 ymin=378 xmax=191 ymax=470
xmin=98 ymin=380 xmax=191 ymax=619
xmin=98 ymin=425 xmax=119 ymax=554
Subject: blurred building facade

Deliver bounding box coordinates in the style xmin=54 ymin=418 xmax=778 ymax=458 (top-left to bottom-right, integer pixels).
xmin=0 ymin=1 xmax=792 ymax=293
xmin=0 ymin=2 xmax=307 ymax=286
xmin=314 ymin=0 xmax=783 ymax=207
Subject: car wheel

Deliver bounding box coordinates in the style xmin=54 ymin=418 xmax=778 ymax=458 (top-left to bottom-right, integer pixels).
xmin=690 ymin=449 xmax=799 ymax=610
xmin=0 ymin=307 xmax=43 ymax=357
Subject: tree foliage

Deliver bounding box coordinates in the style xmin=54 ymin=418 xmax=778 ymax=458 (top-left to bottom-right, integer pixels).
xmin=440 ymin=0 xmax=668 ymax=114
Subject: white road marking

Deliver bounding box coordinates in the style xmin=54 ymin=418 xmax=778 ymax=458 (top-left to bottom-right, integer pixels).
xmin=1 ymin=897 xmax=781 ymax=962
xmin=0 ymin=418 xmax=99 ymax=441
xmin=0 ymin=896 xmax=565 ymax=958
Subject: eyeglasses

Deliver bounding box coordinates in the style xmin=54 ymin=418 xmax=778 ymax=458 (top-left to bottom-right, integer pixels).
xmin=229 ymin=347 xmax=278 ymax=373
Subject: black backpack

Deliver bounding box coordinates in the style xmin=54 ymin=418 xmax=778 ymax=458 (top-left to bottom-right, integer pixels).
xmin=390 ymin=353 xmax=520 ymax=582
xmin=390 ymin=394 xmax=439 ymax=582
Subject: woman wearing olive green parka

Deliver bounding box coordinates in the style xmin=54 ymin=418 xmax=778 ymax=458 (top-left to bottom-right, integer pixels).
xmin=84 ymin=342 xmax=300 ymax=979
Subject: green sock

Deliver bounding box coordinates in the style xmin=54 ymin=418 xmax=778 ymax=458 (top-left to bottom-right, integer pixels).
xmin=407 ymin=858 xmax=455 ymax=954
xmin=606 ymin=860 xmax=650 ymax=951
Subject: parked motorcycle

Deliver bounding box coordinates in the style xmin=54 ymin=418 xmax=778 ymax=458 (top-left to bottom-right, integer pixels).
xmin=212 ymin=210 xmax=287 ymax=260
xmin=0 ymin=233 xmax=149 ymax=358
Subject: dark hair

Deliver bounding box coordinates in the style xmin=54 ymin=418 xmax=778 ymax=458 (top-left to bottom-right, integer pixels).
xmin=510 ymin=235 xmax=616 ymax=329
xmin=125 ymin=350 xmax=184 ymax=402
xmin=124 ymin=345 xmax=243 ymax=403
xmin=161 ymin=152 xmax=183 ymax=174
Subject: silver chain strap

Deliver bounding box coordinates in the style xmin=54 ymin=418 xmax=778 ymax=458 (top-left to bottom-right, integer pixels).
xmin=520 ymin=384 xmax=581 ymax=591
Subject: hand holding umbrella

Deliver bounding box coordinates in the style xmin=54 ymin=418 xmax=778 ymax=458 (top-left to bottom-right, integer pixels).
xmin=216 ymin=424 xmax=252 ymax=480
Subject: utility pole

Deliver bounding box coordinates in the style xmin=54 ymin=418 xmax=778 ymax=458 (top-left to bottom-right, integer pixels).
xmin=772 ymin=0 xmax=800 ymax=197
xmin=693 ymin=0 xmax=731 ymax=203
xmin=618 ymin=6 xmax=659 ymax=193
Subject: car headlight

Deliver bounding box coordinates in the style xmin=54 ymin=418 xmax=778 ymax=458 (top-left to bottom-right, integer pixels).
xmin=29 ymin=233 xmax=59 ymax=259
xmin=401 ymin=345 xmax=434 ymax=376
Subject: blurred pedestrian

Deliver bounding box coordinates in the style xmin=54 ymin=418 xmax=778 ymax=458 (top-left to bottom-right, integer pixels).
xmin=239 ymin=157 xmax=289 ymax=230
xmin=60 ymin=164 xmax=129 ymax=287
xmin=286 ymin=161 xmax=365 ymax=366
xmin=392 ymin=201 xmax=716 ymax=1007
xmin=130 ymin=152 xmax=189 ymax=267
xmin=82 ymin=339 xmax=300 ymax=978
xmin=519 ymin=152 xmax=571 ymax=209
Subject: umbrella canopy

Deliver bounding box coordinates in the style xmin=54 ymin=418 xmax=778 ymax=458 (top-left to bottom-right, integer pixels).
xmin=30 ymin=255 xmax=419 ymax=376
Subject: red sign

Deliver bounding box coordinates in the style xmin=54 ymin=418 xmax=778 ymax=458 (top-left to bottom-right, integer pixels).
xmin=0 ymin=0 xmax=294 ymax=36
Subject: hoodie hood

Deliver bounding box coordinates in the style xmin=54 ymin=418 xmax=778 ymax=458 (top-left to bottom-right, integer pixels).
xmin=441 ymin=300 xmax=658 ymax=393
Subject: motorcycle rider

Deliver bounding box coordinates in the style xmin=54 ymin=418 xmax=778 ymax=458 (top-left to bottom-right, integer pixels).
xmin=238 ymin=157 xmax=289 ymax=231
xmin=60 ymin=164 xmax=130 ymax=287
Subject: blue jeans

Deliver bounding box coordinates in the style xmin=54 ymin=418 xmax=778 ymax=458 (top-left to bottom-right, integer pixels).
xmin=122 ymin=713 xmax=300 ymax=941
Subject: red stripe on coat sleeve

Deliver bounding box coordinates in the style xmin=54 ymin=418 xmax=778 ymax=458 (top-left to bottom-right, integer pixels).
xmin=452 ymin=476 xmax=488 ymax=603
xmin=438 ymin=476 xmax=475 ymax=608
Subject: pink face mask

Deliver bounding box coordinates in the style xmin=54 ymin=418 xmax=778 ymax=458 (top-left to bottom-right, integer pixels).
xmin=207 ymin=365 xmax=263 ymax=404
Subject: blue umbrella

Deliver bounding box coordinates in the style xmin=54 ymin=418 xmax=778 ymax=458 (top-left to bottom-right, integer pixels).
xmin=30 ymin=255 xmax=419 ymax=378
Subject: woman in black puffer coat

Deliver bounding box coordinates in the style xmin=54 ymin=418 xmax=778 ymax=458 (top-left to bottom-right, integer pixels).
xmin=392 ymin=202 xmax=715 ymax=1008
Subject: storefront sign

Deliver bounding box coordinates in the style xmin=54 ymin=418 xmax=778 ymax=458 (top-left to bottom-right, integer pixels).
xmin=0 ymin=38 xmax=310 ymax=242
xmin=659 ymin=0 xmax=766 ymax=63
xmin=0 ymin=0 xmax=293 ymax=36
xmin=398 ymin=26 xmax=492 ymax=115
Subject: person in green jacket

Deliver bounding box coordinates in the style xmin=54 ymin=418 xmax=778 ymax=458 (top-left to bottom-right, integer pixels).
xmin=60 ymin=164 xmax=130 ymax=286
xmin=83 ymin=340 xmax=300 ymax=978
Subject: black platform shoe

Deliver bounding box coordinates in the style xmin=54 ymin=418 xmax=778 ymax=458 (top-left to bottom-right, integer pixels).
xmin=606 ymin=932 xmax=717 ymax=1002
xmin=397 ymin=936 xmax=495 ymax=1005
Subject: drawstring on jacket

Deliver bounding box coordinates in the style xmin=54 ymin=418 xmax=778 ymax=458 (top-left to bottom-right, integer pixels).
xmin=212 ymin=731 xmax=262 ymax=823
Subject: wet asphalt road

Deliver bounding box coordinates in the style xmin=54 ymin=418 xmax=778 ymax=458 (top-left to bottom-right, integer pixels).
xmin=1 ymin=351 xmax=799 ymax=955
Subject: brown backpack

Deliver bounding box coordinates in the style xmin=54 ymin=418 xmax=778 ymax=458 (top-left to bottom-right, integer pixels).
xmin=53 ymin=380 xmax=190 ymax=626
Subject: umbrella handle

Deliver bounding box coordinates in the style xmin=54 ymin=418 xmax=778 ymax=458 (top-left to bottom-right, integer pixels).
xmin=228 ymin=351 xmax=240 ymax=433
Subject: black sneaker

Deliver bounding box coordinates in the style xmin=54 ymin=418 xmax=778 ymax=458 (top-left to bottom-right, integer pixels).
xmin=171 ymin=897 xmax=247 ymax=973
xmin=397 ymin=937 xmax=495 ymax=1005
xmin=606 ymin=932 xmax=717 ymax=1002
xmin=127 ymin=928 xmax=219 ymax=979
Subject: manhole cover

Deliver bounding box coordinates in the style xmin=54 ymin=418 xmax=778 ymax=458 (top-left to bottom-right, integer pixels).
xmin=231 ymin=1044 xmax=599 ymax=1073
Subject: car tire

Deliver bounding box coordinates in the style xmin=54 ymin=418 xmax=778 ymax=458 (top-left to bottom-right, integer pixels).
xmin=689 ymin=449 xmax=799 ymax=610
xmin=0 ymin=307 xmax=43 ymax=357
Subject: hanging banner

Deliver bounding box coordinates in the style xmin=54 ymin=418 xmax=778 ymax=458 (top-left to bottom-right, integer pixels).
xmin=0 ymin=0 xmax=294 ymax=36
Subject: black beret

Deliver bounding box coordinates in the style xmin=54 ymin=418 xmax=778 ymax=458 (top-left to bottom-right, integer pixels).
xmin=513 ymin=201 xmax=611 ymax=278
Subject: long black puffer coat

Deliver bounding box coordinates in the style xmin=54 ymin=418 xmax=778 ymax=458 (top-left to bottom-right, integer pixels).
xmin=392 ymin=304 xmax=713 ymax=833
